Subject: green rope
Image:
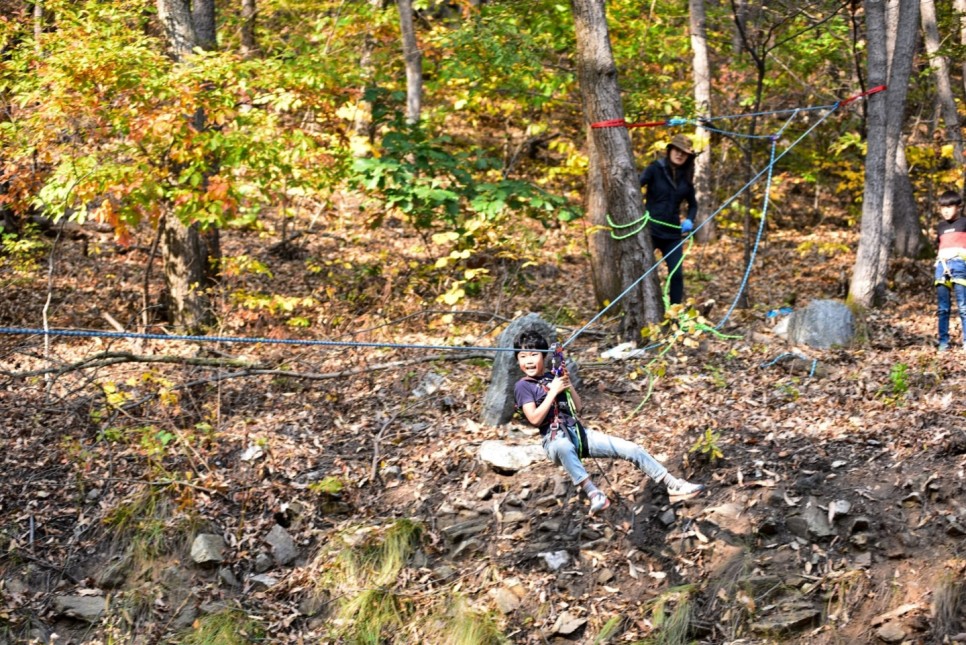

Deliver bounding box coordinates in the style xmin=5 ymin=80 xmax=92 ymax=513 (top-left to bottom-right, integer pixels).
xmin=606 ymin=212 xmax=683 ymax=240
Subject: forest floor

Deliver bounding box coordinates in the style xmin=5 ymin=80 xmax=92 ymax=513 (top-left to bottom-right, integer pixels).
xmin=1 ymin=209 xmax=966 ymax=645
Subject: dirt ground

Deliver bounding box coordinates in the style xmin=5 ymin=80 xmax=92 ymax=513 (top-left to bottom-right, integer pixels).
xmin=1 ymin=215 xmax=965 ymax=644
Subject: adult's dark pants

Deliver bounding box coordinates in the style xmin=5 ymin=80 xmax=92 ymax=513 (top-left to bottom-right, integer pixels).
xmin=651 ymin=235 xmax=685 ymax=305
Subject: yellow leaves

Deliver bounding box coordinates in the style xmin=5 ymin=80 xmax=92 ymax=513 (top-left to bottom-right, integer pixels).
xmin=438 ymin=284 xmax=465 ymax=306
xmin=434 ymin=248 xmax=470 ymax=269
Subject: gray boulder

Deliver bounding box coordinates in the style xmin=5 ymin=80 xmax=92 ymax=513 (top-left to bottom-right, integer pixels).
xmin=481 ymin=314 xmax=557 ymax=426
xmin=190 ymin=533 xmax=226 ymax=565
xmin=266 ymin=524 xmax=299 ymax=566
xmin=787 ymin=299 xmax=855 ymax=349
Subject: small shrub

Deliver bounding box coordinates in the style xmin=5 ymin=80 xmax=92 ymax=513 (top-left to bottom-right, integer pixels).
xmin=689 ymin=429 xmax=724 ymax=463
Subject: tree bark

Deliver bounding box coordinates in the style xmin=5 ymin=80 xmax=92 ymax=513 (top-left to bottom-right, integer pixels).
xmin=159 ymin=215 xmax=216 ymax=331
xmin=397 ymin=0 xmax=423 ymax=125
xmin=690 ymin=0 xmax=715 ymax=243
xmin=892 ymin=141 xmax=925 ymax=258
xmin=192 ymin=0 xmax=217 ymax=51
xmin=33 ymin=0 xmax=43 ymax=54
xmin=849 ymin=0 xmax=919 ymax=307
xmin=921 ymin=0 xmax=963 ymax=165
xmin=240 ymin=0 xmax=259 ymax=58
xmin=571 ymin=0 xmax=663 ymax=341
xmin=585 ymin=130 xmax=622 ymax=305
xmin=156 ymin=0 xmax=196 ymax=59
xmin=155 ymin=0 xmax=222 ymax=331
xmin=955 ymin=0 xmax=966 ymax=98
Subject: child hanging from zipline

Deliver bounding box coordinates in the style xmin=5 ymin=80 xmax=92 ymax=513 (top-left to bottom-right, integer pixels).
xmin=512 ymin=330 xmax=705 ymax=513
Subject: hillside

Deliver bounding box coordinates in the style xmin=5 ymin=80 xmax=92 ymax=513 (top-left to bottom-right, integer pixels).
xmin=1 ymin=212 xmax=966 ymax=645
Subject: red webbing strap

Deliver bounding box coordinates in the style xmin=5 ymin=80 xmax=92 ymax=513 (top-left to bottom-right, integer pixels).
xmin=839 ymin=84 xmax=887 ymax=107
xmin=590 ymin=118 xmax=669 ymax=129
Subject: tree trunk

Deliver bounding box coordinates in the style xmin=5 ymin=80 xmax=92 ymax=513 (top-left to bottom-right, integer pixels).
xmin=921 ymin=0 xmax=963 ymax=165
xmin=892 ymin=141 xmax=925 ymax=258
xmin=33 ymin=0 xmax=43 ymax=54
xmin=397 ymin=0 xmax=422 ymax=125
xmin=156 ymin=0 xmax=222 ymax=331
xmin=159 ymin=216 xmax=216 ymax=331
xmin=955 ymin=0 xmax=966 ymax=98
xmin=156 ymin=0 xmax=196 ymax=59
xmin=241 ymin=0 xmax=259 ymax=58
xmin=192 ymin=0 xmax=217 ymax=51
xmin=585 ymin=130 xmax=622 ymax=306
xmin=849 ymin=0 xmax=919 ymax=307
xmin=690 ymin=0 xmax=715 ymax=244
xmin=571 ymin=0 xmax=663 ymax=341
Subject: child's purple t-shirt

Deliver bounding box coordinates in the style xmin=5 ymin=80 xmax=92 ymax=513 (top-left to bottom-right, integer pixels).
xmin=514 ymin=373 xmax=576 ymax=436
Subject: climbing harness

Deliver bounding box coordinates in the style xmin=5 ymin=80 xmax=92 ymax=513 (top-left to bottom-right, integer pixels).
xmin=544 ymin=343 xmax=589 ymax=459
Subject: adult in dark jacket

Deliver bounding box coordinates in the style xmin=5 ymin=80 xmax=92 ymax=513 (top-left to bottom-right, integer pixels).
xmin=639 ymin=133 xmax=698 ymax=305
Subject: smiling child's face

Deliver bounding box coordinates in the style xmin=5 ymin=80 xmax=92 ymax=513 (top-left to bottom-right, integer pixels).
xmin=517 ymin=350 xmax=545 ymax=379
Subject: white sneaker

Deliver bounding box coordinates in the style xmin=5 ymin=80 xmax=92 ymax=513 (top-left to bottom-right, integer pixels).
xmin=589 ymin=491 xmax=610 ymax=513
xmin=665 ymin=476 xmax=706 ymax=500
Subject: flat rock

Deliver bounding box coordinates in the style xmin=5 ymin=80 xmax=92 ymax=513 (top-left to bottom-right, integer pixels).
xmin=52 ymin=595 xmax=106 ymax=622
xmin=551 ymin=611 xmax=586 ymax=636
xmin=249 ymin=574 xmax=278 ymax=590
xmin=750 ymin=606 xmax=820 ymax=635
xmin=705 ymin=502 xmax=752 ymax=536
xmin=478 ymin=440 xmax=546 ymax=474
xmin=876 ymin=622 xmax=905 ymax=643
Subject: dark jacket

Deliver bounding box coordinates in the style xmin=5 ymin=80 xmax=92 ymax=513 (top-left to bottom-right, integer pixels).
xmin=640 ymin=157 xmax=697 ymax=239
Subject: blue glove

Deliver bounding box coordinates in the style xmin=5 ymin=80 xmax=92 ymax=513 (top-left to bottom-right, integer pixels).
xmin=681 ymin=219 xmax=694 ymax=234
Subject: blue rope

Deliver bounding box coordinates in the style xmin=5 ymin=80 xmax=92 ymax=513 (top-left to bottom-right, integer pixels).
xmin=761 ymin=352 xmax=818 ymax=378
xmin=0 ymin=327 xmax=519 ymax=354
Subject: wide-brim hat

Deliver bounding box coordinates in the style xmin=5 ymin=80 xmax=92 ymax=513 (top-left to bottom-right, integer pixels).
xmin=667 ymin=133 xmax=696 ymax=156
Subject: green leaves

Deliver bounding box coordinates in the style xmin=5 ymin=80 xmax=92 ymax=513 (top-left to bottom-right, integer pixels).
xmin=351 ymin=117 xmax=579 ymax=241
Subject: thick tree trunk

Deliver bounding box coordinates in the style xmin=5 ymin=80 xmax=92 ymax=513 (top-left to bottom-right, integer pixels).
xmin=850 ymin=0 xmax=919 ymax=307
xmin=159 ymin=216 xmax=216 ymax=331
xmin=192 ymin=0 xmax=217 ymax=51
xmin=585 ymin=130 xmax=622 ymax=305
xmin=397 ymin=0 xmax=422 ymax=124
xmin=156 ymin=0 xmax=196 ymax=59
xmin=690 ymin=0 xmax=715 ymax=243
xmin=921 ymin=0 xmax=963 ymax=165
xmin=892 ymin=142 xmax=925 ymax=258
xmin=571 ymin=0 xmax=663 ymax=341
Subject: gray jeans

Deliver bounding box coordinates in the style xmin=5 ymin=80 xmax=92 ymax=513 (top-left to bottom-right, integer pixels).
xmin=543 ymin=426 xmax=668 ymax=485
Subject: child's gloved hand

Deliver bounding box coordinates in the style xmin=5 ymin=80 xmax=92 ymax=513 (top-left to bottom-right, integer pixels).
xmin=680 ymin=219 xmax=694 ymax=234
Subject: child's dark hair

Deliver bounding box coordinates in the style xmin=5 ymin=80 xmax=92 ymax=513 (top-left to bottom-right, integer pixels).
xmin=514 ymin=330 xmax=549 ymax=358
xmin=939 ymin=190 xmax=963 ymax=207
